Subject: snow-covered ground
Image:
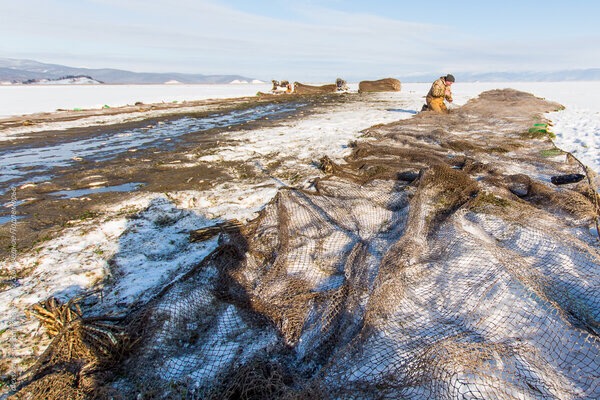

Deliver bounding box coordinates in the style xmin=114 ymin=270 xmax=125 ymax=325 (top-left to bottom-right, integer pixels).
xmin=0 ymin=83 xmax=272 ymax=117
xmin=1 ymin=81 xmax=599 ymax=386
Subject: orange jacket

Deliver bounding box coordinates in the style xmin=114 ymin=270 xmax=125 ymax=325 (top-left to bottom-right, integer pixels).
xmin=426 ymin=77 xmax=452 ymax=102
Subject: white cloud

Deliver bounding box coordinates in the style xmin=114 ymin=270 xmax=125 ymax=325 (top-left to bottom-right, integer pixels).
xmin=2 ymin=0 xmax=599 ymax=80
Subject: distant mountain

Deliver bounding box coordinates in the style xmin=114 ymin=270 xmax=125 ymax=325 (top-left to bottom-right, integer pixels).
xmin=2 ymin=58 xmax=598 ymax=85
xmin=0 ymin=58 xmax=256 ymax=84
xmin=24 ymin=75 xmax=103 ymax=85
xmin=401 ymin=69 xmax=600 ymax=83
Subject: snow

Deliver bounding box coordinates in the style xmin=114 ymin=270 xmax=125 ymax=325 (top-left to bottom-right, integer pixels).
xmin=27 ymin=77 xmax=102 ymax=85
xmin=0 ymin=83 xmax=272 ymax=117
xmin=1 ymin=81 xmax=599 ymax=383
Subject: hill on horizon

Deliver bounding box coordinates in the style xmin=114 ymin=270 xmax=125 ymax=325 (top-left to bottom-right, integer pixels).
xmin=0 ymin=58 xmax=258 ymax=84
xmin=1 ymin=58 xmax=599 ymax=84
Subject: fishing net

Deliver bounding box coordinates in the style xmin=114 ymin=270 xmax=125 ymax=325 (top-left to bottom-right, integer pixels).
xmin=12 ymin=90 xmax=600 ymax=399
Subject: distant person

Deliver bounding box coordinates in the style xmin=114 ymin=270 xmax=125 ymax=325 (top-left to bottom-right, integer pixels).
xmin=271 ymin=80 xmax=280 ymax=92
xmin=425 ymin=74 xmax=455 ymax=113
xmin=336 ymin=78 xmax=348 ymax=91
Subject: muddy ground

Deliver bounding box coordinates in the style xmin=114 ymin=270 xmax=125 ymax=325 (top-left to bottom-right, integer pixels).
xmin=0 ymin=93 xmax=355 ymax=267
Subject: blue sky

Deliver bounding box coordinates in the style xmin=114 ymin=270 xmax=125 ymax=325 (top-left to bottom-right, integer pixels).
xmin=2 ymin=0 xmax=599 ymax=81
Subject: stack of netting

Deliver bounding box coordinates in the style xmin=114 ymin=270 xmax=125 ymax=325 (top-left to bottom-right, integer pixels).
xmin=13 ymin=90 xmax=600 ymax=399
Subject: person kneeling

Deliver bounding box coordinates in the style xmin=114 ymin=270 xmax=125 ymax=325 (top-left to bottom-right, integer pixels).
xmin=426 ymin=74 xmax=455 ymax=113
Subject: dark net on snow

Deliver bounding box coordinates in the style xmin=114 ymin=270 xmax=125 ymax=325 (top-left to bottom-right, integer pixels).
xmin=13 ymin=90 xmax=600 ymax=399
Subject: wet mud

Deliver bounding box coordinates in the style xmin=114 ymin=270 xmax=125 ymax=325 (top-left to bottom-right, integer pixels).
xmin=0 ymin=93 xmax=352 ymax=261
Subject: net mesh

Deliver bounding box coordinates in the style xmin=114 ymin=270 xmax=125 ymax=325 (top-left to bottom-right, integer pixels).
xmin=13 ymin=89 xmax=600 ymax=399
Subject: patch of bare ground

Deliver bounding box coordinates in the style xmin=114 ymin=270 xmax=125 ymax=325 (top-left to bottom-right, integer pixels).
xmin=0 ymin=93 xmax=349 ymax=264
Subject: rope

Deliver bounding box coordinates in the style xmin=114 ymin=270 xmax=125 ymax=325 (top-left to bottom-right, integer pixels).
xmin=551 ymin=139 xmax=600 ymax=242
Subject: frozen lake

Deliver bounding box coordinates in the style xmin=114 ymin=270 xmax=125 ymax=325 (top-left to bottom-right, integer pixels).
xmin=0 ymin=83 xmax=272 ymax=117
xmin=2 ymin=81 xmax=597 ymax=116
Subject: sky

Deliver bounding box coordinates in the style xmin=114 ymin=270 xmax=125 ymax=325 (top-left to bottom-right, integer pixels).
xmin=2 ymin=0 xmax=600 ymax=81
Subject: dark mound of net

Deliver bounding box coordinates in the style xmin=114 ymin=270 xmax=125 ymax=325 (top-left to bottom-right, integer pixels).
xmin=14 ymin=90 xmax=600 ymax=399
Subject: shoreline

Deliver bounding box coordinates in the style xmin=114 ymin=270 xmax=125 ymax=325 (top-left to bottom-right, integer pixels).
xmin=0 ymin=93 xmax=274 ymax=135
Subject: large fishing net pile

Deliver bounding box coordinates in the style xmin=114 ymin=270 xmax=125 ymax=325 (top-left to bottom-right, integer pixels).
xmin=13 ymin=90 xmax=600 ymax=399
